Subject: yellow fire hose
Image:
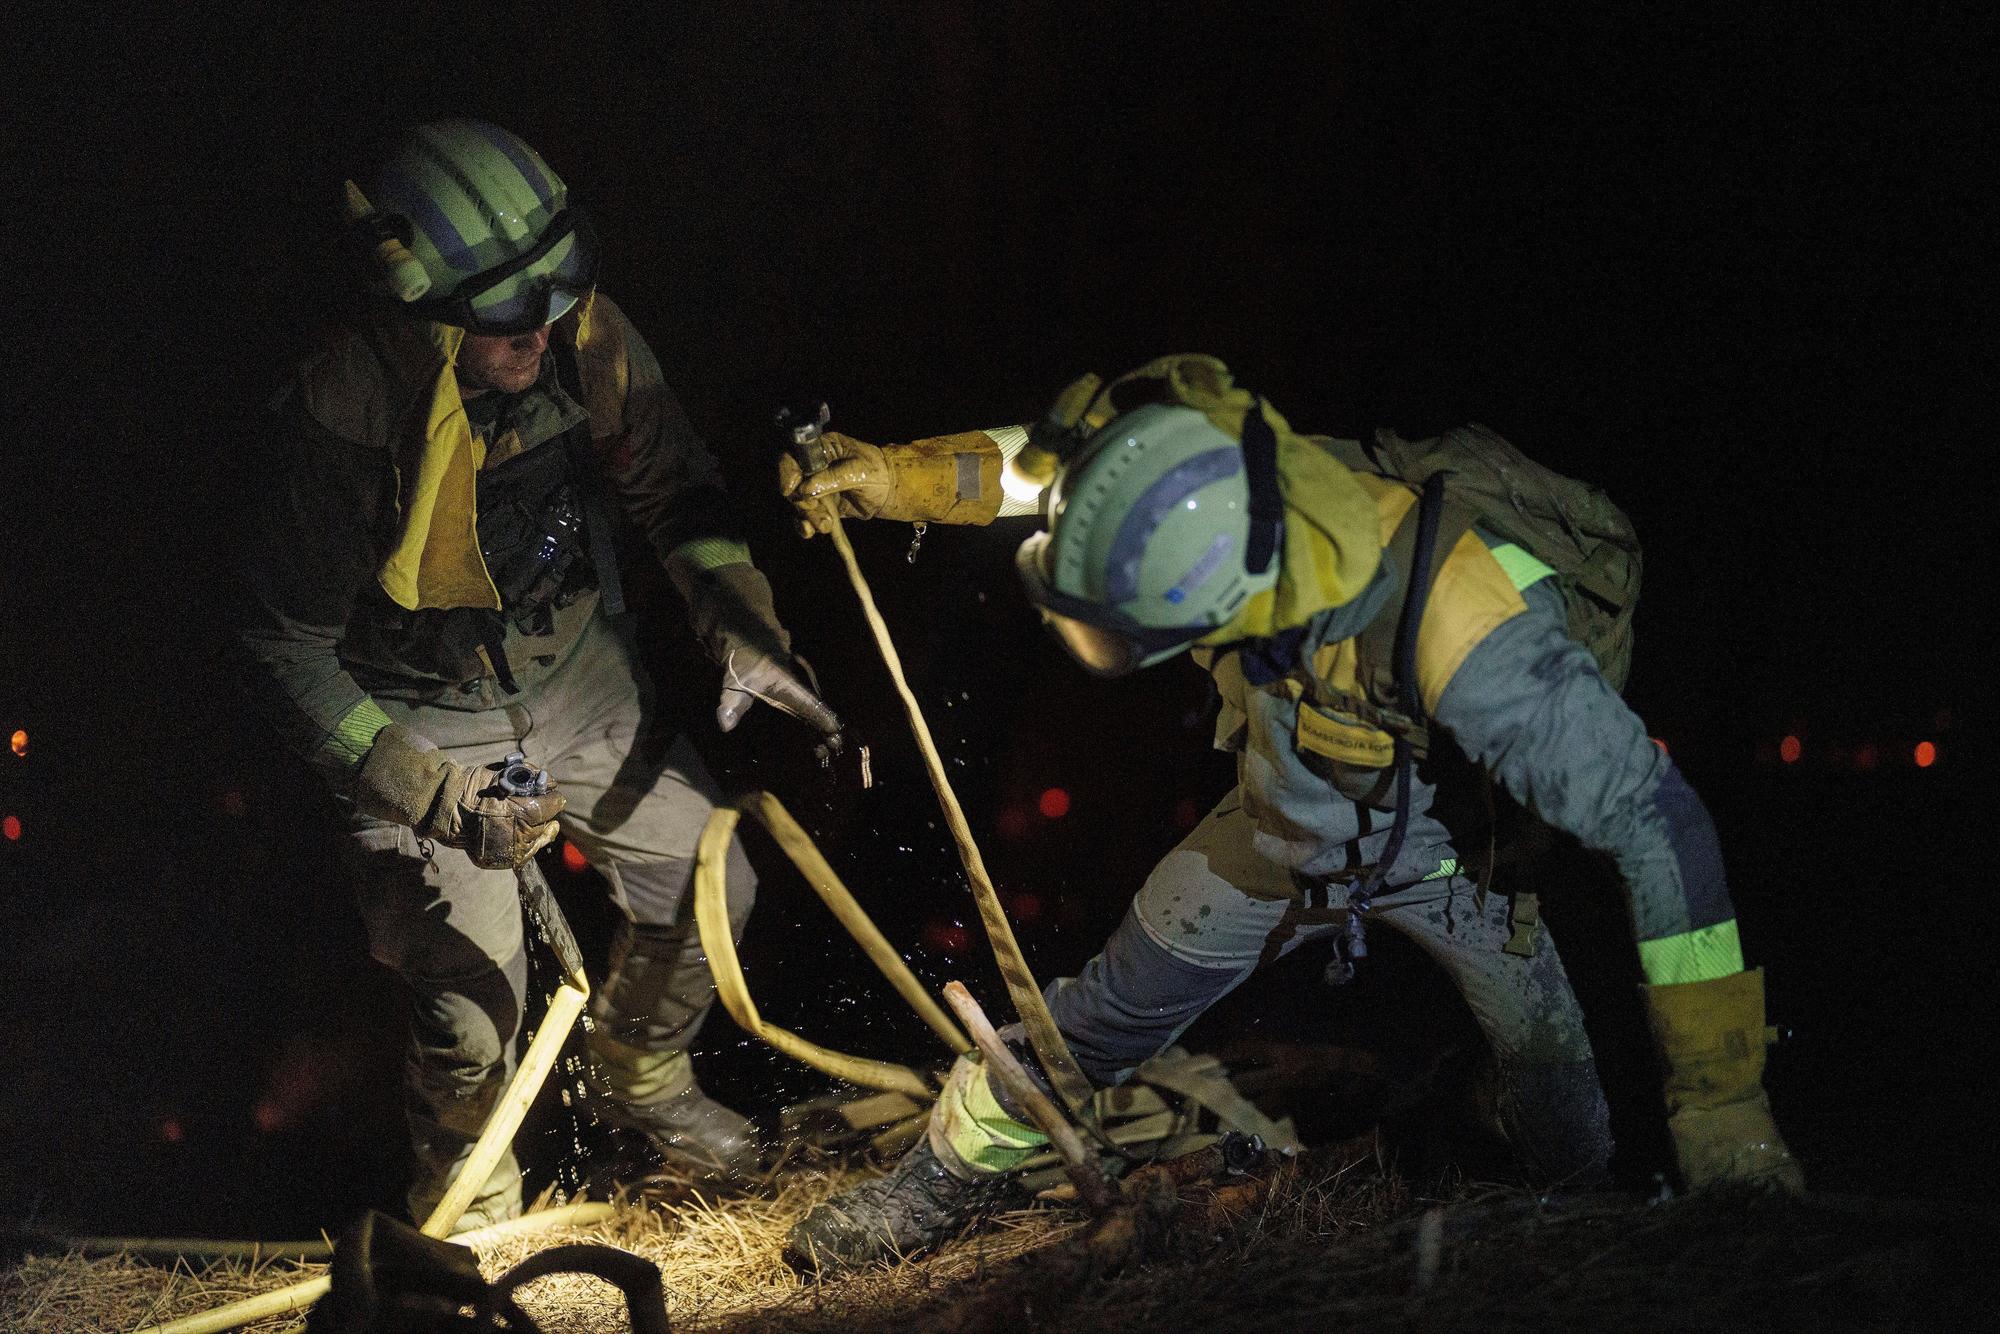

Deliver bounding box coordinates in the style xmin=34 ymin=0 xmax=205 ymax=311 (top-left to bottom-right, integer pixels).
xmin=815 ymin=509 xmax=1101 ymax=1122
xmin=700 ymin=501 xmax=1101 ymax=1126
xmin=694 ymin=793 xmax=970 ymax=1101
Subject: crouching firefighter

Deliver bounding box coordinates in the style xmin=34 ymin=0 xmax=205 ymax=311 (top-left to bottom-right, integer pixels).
xmin=779 ymin=355 xmax=1803 ymax=1271
xmin=230 ymin=120 xmax=845 ymax=1229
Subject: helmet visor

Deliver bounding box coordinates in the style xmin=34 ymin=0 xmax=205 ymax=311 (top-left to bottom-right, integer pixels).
xmin=1044 ymin=611 xmax=1147 ymax=677
xmin=1014 ymin=532 xmax=1203 ymax=678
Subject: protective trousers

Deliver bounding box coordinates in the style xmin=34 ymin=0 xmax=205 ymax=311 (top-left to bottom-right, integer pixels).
xmin=342 ymin=608 xmax=756 ymax=1228
xmin=1037 ymin=793 xmax=1611 ymax=1183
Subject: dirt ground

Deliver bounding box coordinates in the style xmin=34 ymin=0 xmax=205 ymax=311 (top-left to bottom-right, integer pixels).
xmin=5 ymin=1143 xmax=1989 ymax=1334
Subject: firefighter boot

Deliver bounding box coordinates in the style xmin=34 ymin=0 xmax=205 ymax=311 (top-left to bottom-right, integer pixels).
xmin=588 ymin=1034 xmax=763 ymax=1180
xmin=588 ymin=918 xmax=763 ymax=1181
xmin=785 ymin=1137 xmax=1018 ymax=1273
xmin=785 ymin=1057 xmax=1038 ymax=1272
xmin=1641 ymin=967 xmax=1805 ymax=1194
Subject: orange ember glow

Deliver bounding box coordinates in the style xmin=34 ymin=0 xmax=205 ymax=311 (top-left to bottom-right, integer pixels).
xmin=562 ymin=840 xmax=589 ymax=873
xmin=8 ymin=729 xmax=24 ymax=758
xmin=922 ymin=920 xmax=971 ymax=955
xmin=1914 ymin=741 xmax=1937 ymax=769
xmin=1779 ymin=735 xmax=1803 ymax=764
xmin=2 ymin=815 xmax=19 ymax=841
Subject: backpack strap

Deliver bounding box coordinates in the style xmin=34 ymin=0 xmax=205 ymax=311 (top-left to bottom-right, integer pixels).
xmin=550 ymin=338 xmax=627 ymax=617
xmin=1330 ymin=470 xmax=1456 ymax=981
xmin=490 ymin=1243 xmax=670 ymax=1334
xmin=1344 ymin=470 xmax=1480 ymax=748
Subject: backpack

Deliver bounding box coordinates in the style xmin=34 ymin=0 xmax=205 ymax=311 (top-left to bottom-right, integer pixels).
xmin=1311 ymin=425 xmax=1643 ymax=967
xmin=1326 ymin=423 xmax=1643 ymax=716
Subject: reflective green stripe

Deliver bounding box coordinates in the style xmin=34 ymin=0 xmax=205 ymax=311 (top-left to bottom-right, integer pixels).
xmin=667 ymin=537 xmax=754 ymax=573
xmin=1422 ymin=857 xmax=1460 ymax=882
xmin=320 ymin=697 xmax=395 ymax=769
xmin=1637 ymin=919 xmax=1745 ymax=986
xmin=1488 ymin=542 xmax=1556 ymax=592
xmin=938 ymin=1060 xmax=1045 ymax=1176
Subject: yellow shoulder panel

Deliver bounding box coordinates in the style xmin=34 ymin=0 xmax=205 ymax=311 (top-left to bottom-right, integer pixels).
xmin=1355 ymin=472 xmax=1416 ymax=544
xmin=1416 ymin=531 xmax=1525 ymax=714
xmin=567 ymin=291 xmax=631 ymax=432
xmin=1338 ymin=474 xmax=1526 ymax=715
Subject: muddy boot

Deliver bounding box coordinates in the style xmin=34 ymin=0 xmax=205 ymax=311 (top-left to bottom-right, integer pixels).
xmin=1642 ymin=968 xmax=1805 ymax=1194
xmin=785 ymin=1136 xmax=1016 ymax=1273
xmin=588 ymin=1033 xmax=764 ymax=1182
xmin=589 ymin=914 xmax=764 ymax=1182
xmin=787 ymin=1056 xmax=1042 ymax=1273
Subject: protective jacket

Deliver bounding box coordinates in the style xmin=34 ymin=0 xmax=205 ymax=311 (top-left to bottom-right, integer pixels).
xmin=1197 ymin=435 xmax=1738 ymax=972
xmin=234 ymin=293 xmax=782 ymax=780
xmin=860 ymin=422 xmax=1740 ymax=979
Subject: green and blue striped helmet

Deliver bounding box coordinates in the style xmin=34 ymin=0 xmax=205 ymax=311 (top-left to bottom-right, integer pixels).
xmin=1016 ymin=397 xmax=1284 ymax=677
xmin=366 ymin=119 xmax=597 ymax=334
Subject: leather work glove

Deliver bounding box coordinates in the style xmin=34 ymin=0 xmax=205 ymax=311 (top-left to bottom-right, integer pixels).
xmin=717 ymin=648 xmax=845 ymax=757
xmin=668 ymin=558 xmax=847 ymax=756
xmin=355 ymin=723 xmax=566 ymax=870
xmin=778 ymin=430 xmax=1002 ymax=536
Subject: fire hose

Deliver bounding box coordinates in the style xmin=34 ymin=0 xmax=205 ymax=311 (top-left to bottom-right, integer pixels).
xmin=140 ymin=402 xmax=1092 ymax=1330
xmin=700 ymin=405 xmax=1102 ymax=1128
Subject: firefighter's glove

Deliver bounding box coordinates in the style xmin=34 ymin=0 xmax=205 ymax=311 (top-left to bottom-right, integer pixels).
xmin=779 ymin=431 xmax=1001 ymax=536
xmin=717 ymin=648 xmax=845 ymax=757
xmin=355 ymin=724 xmax=566 ymax=870
xmin=778 ymin=432 xmax=890 ymax=534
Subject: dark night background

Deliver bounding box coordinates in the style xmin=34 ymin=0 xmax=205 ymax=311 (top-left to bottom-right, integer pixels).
xmin=3 ymin=2 xmax=1989 ymax=1243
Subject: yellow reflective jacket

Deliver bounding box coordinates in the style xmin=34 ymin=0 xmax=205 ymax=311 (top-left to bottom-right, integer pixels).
xmin=293 ymin=292 xmax=632 ymax=612
xmin=237 ymin=292 xmax=768 ymax=774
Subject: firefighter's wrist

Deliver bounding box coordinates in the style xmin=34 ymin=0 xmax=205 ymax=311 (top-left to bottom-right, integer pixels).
xmin=354 ymin=722 xmax=453 ymax=829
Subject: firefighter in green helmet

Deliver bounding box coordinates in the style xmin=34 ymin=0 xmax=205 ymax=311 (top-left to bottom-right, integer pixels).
xmin=780 ymin=354 xmax=1802 ymax=1271
xmin=231 ymin=120 xmax=844 ymax=1229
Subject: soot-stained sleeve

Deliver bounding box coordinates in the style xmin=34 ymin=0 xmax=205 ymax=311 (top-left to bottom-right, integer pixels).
xmin=592 ymin=308 xmax=739 ymax=564
xmin=1432 ymin=580 xmax=1736 ymax=941
xmin=227 ymin=399 xmax=399 ymax=781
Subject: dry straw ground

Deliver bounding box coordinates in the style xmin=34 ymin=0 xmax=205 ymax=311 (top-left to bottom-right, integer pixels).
xmin=3 ymin=1147 xmax=1987 ymax=1333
